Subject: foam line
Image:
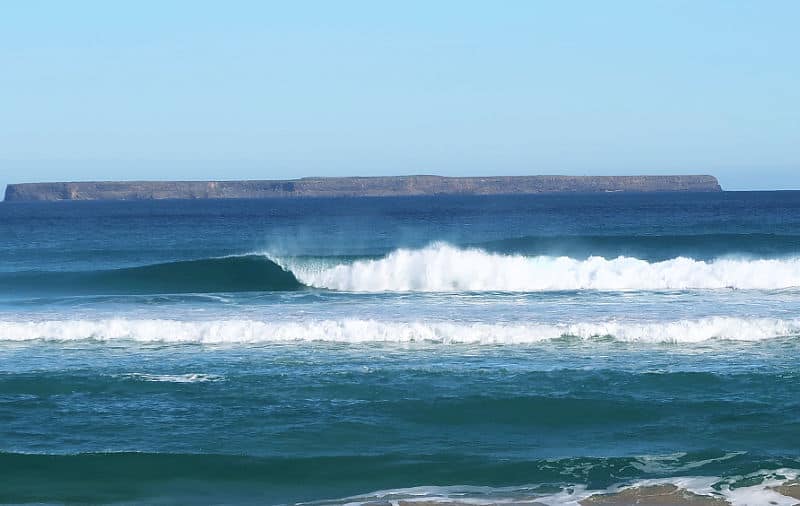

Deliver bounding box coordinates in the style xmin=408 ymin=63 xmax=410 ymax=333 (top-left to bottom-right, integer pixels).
xmin=1 ymin=316 xmax=797 ymax=343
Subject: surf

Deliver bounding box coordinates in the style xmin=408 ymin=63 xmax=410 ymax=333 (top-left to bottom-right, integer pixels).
xmin=1 ymin=316 xmax=798 ymax=343
xmin=279 ymin=243 xmax=800 ymax=292
xmin=6 ymin=243 xmax=800 ymax=297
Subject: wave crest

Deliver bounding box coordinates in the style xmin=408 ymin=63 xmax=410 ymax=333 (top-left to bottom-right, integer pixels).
xmin=282 ymin=243 xmax=800 ymax=292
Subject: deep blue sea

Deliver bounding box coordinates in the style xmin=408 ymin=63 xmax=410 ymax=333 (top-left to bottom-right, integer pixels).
xmin=1 ymin=192 xmax=799 ymax=505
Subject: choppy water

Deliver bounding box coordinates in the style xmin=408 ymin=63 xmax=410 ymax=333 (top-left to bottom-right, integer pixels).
xmin=1 ymin=193 xmax=799 ymax=504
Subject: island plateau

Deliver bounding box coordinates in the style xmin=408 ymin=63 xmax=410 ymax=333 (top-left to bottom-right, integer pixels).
xmin=4 ymin=175 xmax=722 ymax=201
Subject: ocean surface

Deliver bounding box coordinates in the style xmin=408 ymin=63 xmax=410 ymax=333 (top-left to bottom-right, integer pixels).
xmin=1 ymin=192 xmax=799 ymax=505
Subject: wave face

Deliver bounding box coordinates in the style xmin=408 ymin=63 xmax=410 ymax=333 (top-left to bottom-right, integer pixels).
xmin=285 ymin=243 xmax=800 ymax=292
xmin=0 ymin=255 xmax=302 ymax=295
xmin=2 ymin=316 xmax=798 ymax=343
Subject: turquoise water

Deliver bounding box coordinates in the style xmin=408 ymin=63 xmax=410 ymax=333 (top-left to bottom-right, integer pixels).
xmin=1 ymin=193 xmax=799 ymax=504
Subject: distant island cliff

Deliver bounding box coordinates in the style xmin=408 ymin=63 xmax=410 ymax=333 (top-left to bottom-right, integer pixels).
xmin=4 ymin=175 xmax=722 ymax=201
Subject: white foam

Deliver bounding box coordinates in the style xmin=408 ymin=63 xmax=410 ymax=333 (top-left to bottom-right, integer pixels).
xmin=630 ymin=451 xmax=746 ymax=474
xmin=120 ymin=373 xmax=224 ymax=383
xmin=321 ymin=468 xmax=800 ymax=505
xmin=0 ymin=316 xmax=797 ymax=344
xmin=278 ymin=243 xmax=800 ymax=292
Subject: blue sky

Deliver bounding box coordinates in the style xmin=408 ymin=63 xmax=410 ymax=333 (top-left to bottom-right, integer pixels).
xmin=1 ymin=1 xmax=798 ymax=191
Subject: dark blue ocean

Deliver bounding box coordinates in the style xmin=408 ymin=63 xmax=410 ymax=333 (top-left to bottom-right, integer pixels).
xmin=1 ymin=192 xmax=799 ymax=505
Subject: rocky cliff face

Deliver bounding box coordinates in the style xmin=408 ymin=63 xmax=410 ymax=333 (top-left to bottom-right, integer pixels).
xmin=4 ymin=175 xmax=722 ymax=201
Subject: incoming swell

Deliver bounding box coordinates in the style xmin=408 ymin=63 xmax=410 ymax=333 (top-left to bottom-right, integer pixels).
xmin=0 ymin=255 xmax=303 ymax=296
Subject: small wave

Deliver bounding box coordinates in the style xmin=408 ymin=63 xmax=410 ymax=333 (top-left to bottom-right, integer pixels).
xmin=0 ymin=255 xmax=303 ymax=296
xmin=0 ymin=317 xmax=798 ymax=344
xmin=280 ymin=243 xmax=800 ymax=292
xmin=324 ymin=468 xmax=800 ymax=505
xmin=120 ymin=373 xmax=224 ymax=383
xmin=0 ymin=450 xmax=795 ymax=505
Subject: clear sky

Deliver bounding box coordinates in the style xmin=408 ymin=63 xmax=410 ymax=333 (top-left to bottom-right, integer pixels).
xmin=1 ymin=1 xmax=798 ymax=191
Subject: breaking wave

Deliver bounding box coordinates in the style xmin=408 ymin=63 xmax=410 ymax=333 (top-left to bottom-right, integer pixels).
xmin=282 ymin=243 xmax=800 ymax=292
xmin=4 ymin=244 xmax=800 ymax=296
xmin=1 ymin=316 xmax=798 ymax=344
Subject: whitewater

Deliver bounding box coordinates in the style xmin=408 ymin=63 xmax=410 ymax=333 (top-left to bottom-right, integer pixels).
xmin=2 ymin=316 xmax=799 ymax=343
xmin=277 ymin=243 xmax=800 ymax=292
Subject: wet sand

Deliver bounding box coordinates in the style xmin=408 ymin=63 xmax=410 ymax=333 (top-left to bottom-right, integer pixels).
xmin=579 ymin=484 xmax=729 ymax=505
xmin=362 ymin=499 xmax=550 ymax=505
xmin=352 ymin=480 xmax=800 ymax=505
xmin=772 ymin=480 xmax=800 ymax=500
